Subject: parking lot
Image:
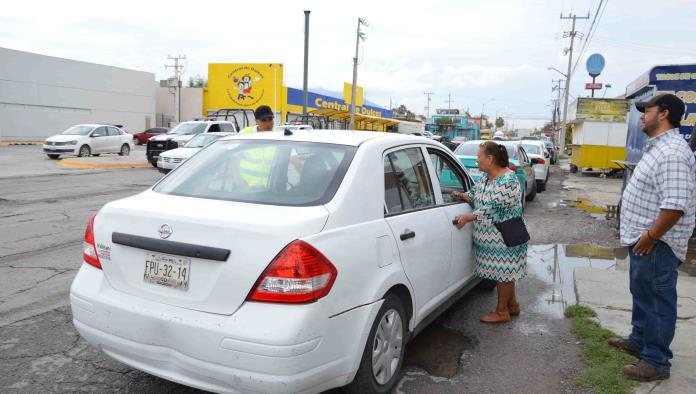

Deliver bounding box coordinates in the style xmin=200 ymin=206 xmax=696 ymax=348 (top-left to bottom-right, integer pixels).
xmin=0 ymin=144 xmax=631 ymax=393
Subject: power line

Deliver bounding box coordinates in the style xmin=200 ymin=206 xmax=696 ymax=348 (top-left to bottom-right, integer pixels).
xmin=571 ymin=0 xmax=608 ymax=78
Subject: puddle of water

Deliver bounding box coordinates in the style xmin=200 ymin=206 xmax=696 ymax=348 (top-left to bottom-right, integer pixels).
xmin=403 ymin=325 xmax=474 ymax=378
xmin=527 ymin=244 xmax=623 ymax=318
xmin=528 ymin=241 xmax=696 ymax=319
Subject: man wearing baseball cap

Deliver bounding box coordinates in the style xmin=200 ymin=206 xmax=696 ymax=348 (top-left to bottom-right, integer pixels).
xmin=610 ymin=93 xmax=695 ymax=381
xmin=241 ymin=105 xmax=275 ymax=134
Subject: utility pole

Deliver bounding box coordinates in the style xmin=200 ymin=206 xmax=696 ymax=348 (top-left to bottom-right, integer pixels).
xmin=559 ymin=13 xmax=589 ymax=152
xmin=302 ymin=11 xmax=310 ymax=116
xmin=424 ymin=92 xmax=433 ymax=119
xmin=444 ymin=93 xmax=455 ymax=110
xmin=552 ymin=79 xmax=564 ymax=142
xmin=349 ymin=18 xmax=368 ymax=130
xmin=165 ymin=55 xmax=186 ymax=123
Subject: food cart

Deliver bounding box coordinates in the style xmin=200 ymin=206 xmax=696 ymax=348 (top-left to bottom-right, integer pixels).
xmin=568 ymin=98 xmax=630 ymax=176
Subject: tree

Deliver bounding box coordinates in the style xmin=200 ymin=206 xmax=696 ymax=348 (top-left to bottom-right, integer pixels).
xmin=495 ymin=117 xmax=505 ymax=128
xmin=394 ymin=104 xmax=415 ymax=120
xmin=187 ymin=75 xmax=207 ymax=88
xmin=435 ymin=117 xmax=453 ymax=125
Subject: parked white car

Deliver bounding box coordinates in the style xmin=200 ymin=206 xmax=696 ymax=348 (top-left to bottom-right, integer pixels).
xmin=520 ymin=140 xmax=549 ymax=192
xmin=147 ymin=121 xmax=238 ymax=167
xmin=157 ymin=132 xmax=236 ymax=173
xmin=43 ymin=124 xmax=134 ymax=159
xmin=70 ymin=130 xmax=482 ymax=394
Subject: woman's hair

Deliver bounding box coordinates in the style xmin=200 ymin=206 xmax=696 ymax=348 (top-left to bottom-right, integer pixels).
xmin=479 ymin=141 xmax=509 ymax=168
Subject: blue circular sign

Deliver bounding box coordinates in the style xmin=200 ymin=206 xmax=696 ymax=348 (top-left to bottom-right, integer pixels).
xmin=586 ymin=53 xmax=605 ymax=77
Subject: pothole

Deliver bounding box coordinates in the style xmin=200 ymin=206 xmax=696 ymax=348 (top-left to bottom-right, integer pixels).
xmin=404 ymin=325 xmax=475 ymax=378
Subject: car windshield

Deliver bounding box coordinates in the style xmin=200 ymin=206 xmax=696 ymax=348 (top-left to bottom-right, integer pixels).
xmin=453 ymin=136 xmax=467 ymax=141
xmin=454 ymin=143 xmax=480 ymax=156
xmin=61 ymin=125 xmax=94 ymax=136
xmin=154 ymin=140 xmax=357 ymax=206
xmin=169 ymin=123 xmax=207 ymax=135
xmin=521 ymin=144 xmax=542 ymax=155
xmin=184 ymin=134 xmax=223 ymax=148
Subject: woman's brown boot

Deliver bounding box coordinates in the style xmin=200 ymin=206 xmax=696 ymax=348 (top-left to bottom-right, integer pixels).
xmin=480 ymin=310 xmax=511 ymax=323
xmin=508 ymin=302 xmax=520 ymax=316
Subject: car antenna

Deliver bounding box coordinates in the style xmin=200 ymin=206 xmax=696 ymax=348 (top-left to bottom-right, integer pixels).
xmin=284 ymin=128 xmax=293 ymax=136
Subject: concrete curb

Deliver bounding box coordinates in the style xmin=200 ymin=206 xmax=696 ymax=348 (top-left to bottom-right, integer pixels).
xmin=58 ymin=160 xmax=151 ymax=169
xmin=0 ymin=141 xmax=43 ymax=146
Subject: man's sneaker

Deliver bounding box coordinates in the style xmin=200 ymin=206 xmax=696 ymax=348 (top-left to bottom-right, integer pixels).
xmin=608 ymin=337 xmax=640 ymax=358
xmin=622 ymin=361 xmax=670 ymax=382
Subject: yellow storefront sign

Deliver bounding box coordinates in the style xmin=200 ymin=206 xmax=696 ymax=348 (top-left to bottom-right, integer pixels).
xmin=575 ymin=98 xmax=630 ymax=123
xmin=206 ymin=63 xmax=284 ymax=111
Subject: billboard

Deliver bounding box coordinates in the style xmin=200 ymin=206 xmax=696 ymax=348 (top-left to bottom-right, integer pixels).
xmin=206 ymin=63 xmax=283 ymax=111
xmin=574 ymin=98 xmax=630 ymax=123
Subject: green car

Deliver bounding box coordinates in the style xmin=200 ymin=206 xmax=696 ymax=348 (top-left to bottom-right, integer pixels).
xmin=453 ymin=140 xmax=537 ymax=207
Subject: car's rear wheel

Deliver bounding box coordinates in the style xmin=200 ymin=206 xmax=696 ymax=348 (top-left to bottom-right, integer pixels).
xmin=78 ymin=145 xmax=91 ymax=157
xmin=119 ymin=144 xmax=130 ymax=156
xmin=92 ymin=154 xmax=100 ymax=157
xmin=47 ymin=154 xmax=60 ymax=160
xmin=345 ymin=294 xmax=406 ymax=394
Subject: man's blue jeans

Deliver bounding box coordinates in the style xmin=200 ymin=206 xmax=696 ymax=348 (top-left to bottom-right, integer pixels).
xmin=627 ymin=241 xmax=680 ymax=373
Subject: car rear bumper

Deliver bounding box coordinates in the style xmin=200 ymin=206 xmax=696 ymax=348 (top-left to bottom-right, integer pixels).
xmin=533 ymin=165 xmax=547 ymax=182
xmin=70 ymin=264 xmax=381 ymax=394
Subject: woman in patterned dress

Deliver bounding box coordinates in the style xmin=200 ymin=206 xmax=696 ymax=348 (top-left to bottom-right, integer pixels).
xmin=452 ymin=141 xmax=528 ymax=324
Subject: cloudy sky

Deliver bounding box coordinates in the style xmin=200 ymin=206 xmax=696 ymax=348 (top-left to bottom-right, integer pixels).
xmin=2 ymin=0 xmax=695 ymax=128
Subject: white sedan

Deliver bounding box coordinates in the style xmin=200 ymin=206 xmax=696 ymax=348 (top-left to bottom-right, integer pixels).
xmin=520 ymin=141 xmax=550 ymax=192
xmin=157 ymin=132 xmax=236 ymax=173
xmin=43 ymin=124 xmax=134 ymax=159
xmin=70 ymin=130 xmax=481 ymax=394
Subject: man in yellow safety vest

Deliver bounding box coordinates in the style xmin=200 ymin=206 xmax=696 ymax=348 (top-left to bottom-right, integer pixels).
xmin=241 ymin=105 xmax=275 ymax=134
xmin=237 ymin=105 xmax=276 ymax=188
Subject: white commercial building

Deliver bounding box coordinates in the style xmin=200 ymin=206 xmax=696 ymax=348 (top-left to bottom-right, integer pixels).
xmin=0 ymin=47 xmax=155 ymax=140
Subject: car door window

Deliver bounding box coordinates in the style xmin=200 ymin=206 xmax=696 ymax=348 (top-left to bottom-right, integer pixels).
xmin=220 ymin=123 xmax=236 ymax=133
xmin=383 ymin=148 xmax=435 ymax=215
xmin=107 ymin=127 xmax=122 ymax=136
xmin=427 ymin=149 xmax=469 ymax=204
xmin=208 ymin=124 xmax=221 ymax=133
xmin=91 ymin=127 xmax=107 ymax=137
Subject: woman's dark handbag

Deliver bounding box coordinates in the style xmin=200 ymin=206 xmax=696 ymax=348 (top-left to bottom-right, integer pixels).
xmin=494 ymin=217 xmax=530 ymax=247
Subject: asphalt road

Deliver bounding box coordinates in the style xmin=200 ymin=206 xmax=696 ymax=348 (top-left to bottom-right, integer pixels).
xmin=0 ymin=146 xmax=594 ymax=393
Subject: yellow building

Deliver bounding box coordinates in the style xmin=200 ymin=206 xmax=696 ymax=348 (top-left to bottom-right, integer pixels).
xmin=202 ymin=63 xmax=397 ymax=131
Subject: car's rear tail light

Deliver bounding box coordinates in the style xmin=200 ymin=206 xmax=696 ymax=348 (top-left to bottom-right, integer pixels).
xmin=82 ymin=212 xmax=102 ymax=269
xmin=248 ymin=240 xmax=337 ymax=303
xmin=537 ymin=159 xmax=546 ymax=164
xmin=510 ymin=165 xmax=519 ymax=171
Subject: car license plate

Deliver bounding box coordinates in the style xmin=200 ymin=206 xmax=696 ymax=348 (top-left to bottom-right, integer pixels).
xmin=143 ymin=252 xmax=190 ymax=290
xmin=468 ymin=167 xmax=480 ymax=177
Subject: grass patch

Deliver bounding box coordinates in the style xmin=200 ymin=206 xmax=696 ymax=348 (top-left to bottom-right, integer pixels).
xmin=565 ymin=305 xmax=639 ymax=394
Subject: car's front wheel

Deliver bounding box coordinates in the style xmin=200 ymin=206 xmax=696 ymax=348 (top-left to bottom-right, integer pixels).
xmin=78 ymin=145 xmax=91 ymax=157
xmin=345 ymin=294 xmax=406 ymax=394
xmin=119 ymin=144 xmax=130 ymax=156
xmin=47 ymin=154 xmax=60 ymax=160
